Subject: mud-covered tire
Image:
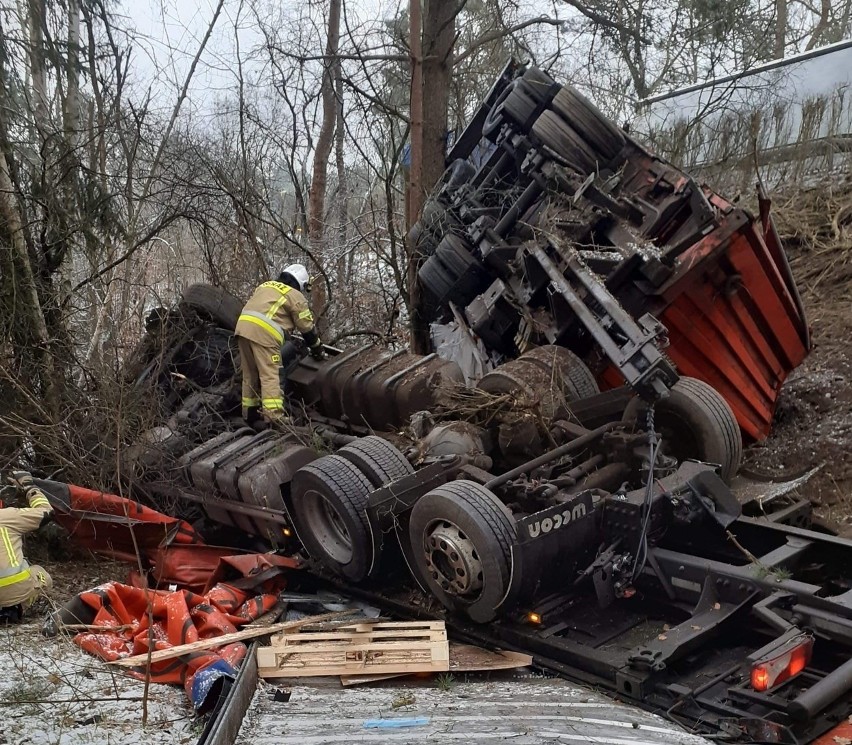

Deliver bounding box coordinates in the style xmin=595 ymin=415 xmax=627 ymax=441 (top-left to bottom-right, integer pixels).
xmin=623 ymin=376 xmax=742 ymax=483
xmin=549 ymin=87 xmax=626 ymax=161
xmin=290 ymin=454 xmax=374 ymax=581
xmin=180 ymin=284 xmax=242 ymax=330
xmin=523 ymin=346 xmax=599 ymax=401
xmin=531 ymin=110 xmax=598 ymax=173
xmin=337 ymin=436 xmax=414 ymax=489
xmin=408 ymin=480 xmax=515 ymax=623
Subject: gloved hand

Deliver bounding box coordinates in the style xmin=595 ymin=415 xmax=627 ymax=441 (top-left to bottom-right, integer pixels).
xmin=309 ymin=341 xmax=326 ymax=360
xmin=7 ymin=471 xmax=34 ymax=491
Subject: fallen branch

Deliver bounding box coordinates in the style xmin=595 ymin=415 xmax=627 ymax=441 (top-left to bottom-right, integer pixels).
xmin=109 ymin=610 xmax=354 ymax=667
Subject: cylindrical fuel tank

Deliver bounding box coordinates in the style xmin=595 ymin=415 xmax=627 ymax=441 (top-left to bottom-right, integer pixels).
xmin=287 ymin=346 xmax=463 ymax=431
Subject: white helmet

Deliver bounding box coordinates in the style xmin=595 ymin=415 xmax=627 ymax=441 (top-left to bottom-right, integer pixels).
xmin=279 ymin=263 xmax=311 ymax=292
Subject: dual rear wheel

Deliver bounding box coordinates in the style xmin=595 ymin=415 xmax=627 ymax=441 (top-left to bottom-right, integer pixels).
xmin=289 ymin=435 xmax=516 ymax=622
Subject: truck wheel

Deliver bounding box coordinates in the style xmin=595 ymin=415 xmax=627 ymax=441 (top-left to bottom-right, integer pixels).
xmin=337 ymin=436 xmax=414 ymax=489
xmin=531 ymin=110 xmax=598 ymax=173
xmin=523 ymin=346 xmax=600 ymax=401
xmin=549 ymin=87 xmax=626 ymax=161
xmin=439 ymin=159 xmax=476 ymax=192
xmin=622 ymin=376 xmax=742 ymax=482
xmin=290 ymin=455 xmax=374 ymax=581
xmin=483 ymin=79 xmax=538 ymax=139
xmin=408 ymin=480 xmax=515 ymax=623
xmin=419 ymin=235 xmax=488 ymax=308
xmin=409 ymin=198 xmax=462 ymax=260
xmin=179 ymin=284 xmax=243 ymax=330
xmin=521 ymin=67 xmax=558 ymax=104
xmin=478 ymin=346 xmax=599 ymax=420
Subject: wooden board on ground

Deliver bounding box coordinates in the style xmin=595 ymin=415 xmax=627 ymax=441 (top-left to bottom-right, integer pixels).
xmin=257 ymin=621 xmax=449 ymax=678
xmin=340 ymin=643 xmax=533 ymax=686
xmin=110 ymin=611 xmax=352 ymax=667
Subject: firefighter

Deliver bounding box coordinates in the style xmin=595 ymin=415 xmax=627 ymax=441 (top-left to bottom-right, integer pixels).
xmin=0 ymin=471 xmax=54 ymax=623
xmin=235 ymin=263 xmax=325 ymax=424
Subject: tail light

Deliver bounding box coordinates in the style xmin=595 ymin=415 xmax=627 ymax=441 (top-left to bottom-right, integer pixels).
xmin=751 ymin=634 xmax=814 ymax=692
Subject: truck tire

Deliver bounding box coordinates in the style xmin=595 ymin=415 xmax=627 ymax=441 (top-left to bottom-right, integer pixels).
xmin=337 ymin=436 xmax=414 ymax=489
xmin=531 ymin=110 xmax=598 ymax=173
xmin=410 ymin=198 xmax=462 ymax=259
xmin=521 ymin=67 xmax=558 ymax=104
xmin=622 ymin=376 xmax=742 ymax=483
xmin=439 ymin=159 xmax=476 ymax=192
xmin=419 ymin=235 xmax=488 ymax=309
xmin=408 ymin=480 xmax=515 ymax=623
xmin=483 ymin=79 xmax=539 ymax=139
xmin=179 ymin=284 xmax=243 ymax=330
xmin=523 ymin=346 xmax=600 ymax=401
xmin=290 ymin=454 xmax=374 ymax=581
xmin=478 ymin=346 xmax=599 ymax=420
xmin=549 ymin=87 xmax=626 ymax=161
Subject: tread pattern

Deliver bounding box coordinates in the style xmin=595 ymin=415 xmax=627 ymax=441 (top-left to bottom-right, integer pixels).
xmin=526 ymin=346 xmax=599 ymax=401
xmin=295 ymin=454 xmax=373 ymax=536
xmin=180 ymin=284 xmax=242 ymax=330
xmin=338 ymin=436 xmax=414 ymax=488
xmin=624 ymin=376 xmax=742 ymax=482
xmin=675 ymin=377 xmax=743 ymax=481
xmin=531 ymin=110 xmax=597 ymax=173
xmin=549 ymin=87 xmax=625 ymax=160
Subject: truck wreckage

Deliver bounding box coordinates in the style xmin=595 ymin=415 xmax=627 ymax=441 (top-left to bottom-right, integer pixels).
xmin=41 ymin=64 xmax=852 ymax=744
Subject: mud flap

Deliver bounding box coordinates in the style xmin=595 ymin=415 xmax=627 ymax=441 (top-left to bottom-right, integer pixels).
xmin=507 ymin=491 xmax=598 ymax=609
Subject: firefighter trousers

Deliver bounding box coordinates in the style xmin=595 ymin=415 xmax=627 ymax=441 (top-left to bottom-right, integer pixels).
xmin=237 ymin=336 xmax=285 ymax=419
xmin=0 ymin=565 xmax=52 ymax=610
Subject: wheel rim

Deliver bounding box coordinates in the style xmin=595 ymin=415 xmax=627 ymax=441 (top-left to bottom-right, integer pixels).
xmin=301 ymin=488 xmax=352 ymax=564
xmin=422 ymin=519 xmax=484 ymax=597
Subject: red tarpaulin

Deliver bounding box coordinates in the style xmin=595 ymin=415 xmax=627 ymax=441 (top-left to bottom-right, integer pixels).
xmin=68 ymin=553 xmax=300 ymax=711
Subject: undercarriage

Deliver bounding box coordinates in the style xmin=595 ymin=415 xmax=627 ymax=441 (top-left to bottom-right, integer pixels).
xmin=44 ymin=63 xmax=848 ymax=744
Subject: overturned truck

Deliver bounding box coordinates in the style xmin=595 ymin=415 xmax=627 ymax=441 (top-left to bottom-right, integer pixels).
xmin=99 ymin=64 xmax=852 ymax=744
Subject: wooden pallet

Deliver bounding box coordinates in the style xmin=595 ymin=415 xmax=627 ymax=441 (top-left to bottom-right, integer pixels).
xmin=257 ymin=621 xmax=449 ymax=678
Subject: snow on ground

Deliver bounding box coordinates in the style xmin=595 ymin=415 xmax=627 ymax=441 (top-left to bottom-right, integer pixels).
xmin=0 ymin=622 xmax=198 ymax=745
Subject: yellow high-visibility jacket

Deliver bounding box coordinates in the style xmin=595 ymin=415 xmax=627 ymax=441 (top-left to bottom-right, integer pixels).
xmin=0 ymin=488 xmax=52 ymax=595
xmin=234 ymin=281 xmax=316 ymax=347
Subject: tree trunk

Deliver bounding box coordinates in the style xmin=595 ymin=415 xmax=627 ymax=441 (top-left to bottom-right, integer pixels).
xmin=407 ymin=0 xmax=456 ymax=354
xmin=408 ymin=0 xmax=423 ymax=229
xmin=0 ymin=148 xmax=59 ymax=415
xmin=407 ymin=0 xmax=428 ymax=353
xmin=307 ymin=0 xmax=342 ymax=334
xmin=774 ymin=0 xmax=786 ymax=59
xmin=420 ymin=0 xmax=455 ymax=196
xmin=334 ymin=58 xmax=348 ymax=300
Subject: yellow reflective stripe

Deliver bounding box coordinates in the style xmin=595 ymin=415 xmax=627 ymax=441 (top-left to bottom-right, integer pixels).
xmin=0 ymin=527 xmax=17 ymax=566
xmin=238 ymin=314 xmax=284 ymax=344
xmin=260 ymin=281 xmax=292 ymax=296
xmin=0 ymin=568 xmax=31 ymax=588
xmin=242 ymin=397 xmax=260 ymax=406
xmin=267 ymin=294 xmax=290 ymax=319
xmin=297 ymin=309 xmax=313 ymax=321
xmin=28 ymin=496 xmax=50 ymax=509
xmin=262 ymin=398 xmax=284 ymax=410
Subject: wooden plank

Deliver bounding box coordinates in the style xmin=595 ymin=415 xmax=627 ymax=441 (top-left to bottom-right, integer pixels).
xmin=257 ymin=621 xmax=450 ymax=678
xmin=109 ymin=611 xmax=352 ymax=667
xmin=269 ymin=620 xmax=443 ymax=641
xmin=268 ymin=628 xmax=447 ymax=645
xmin=340 ymin=643 xmax=533 ymax=686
